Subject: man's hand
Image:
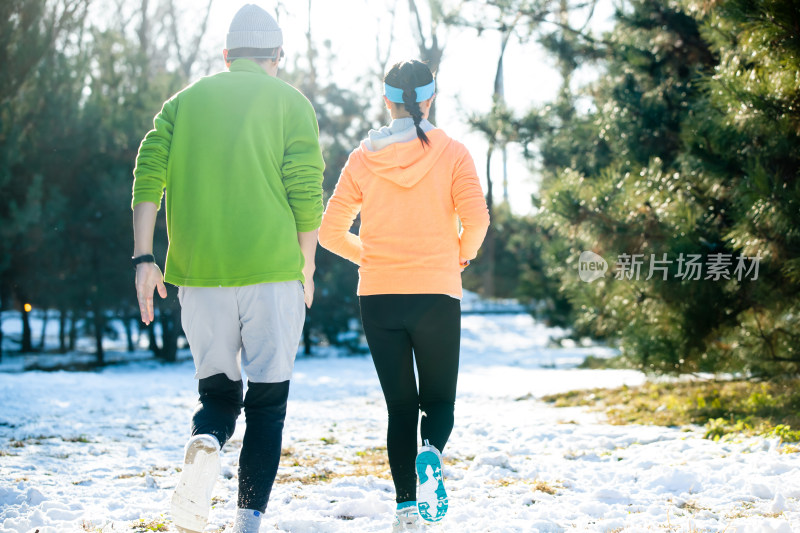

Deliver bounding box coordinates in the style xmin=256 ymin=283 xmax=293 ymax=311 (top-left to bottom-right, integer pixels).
xmin=298 ymin=229 xmax=319 ymax=309
xmin=132 ymin=202 xmax=163 ymax=324
xmin=135 ymin=262 xmax=167 ymax=325
xmin=459 ymin=257 xmax=471 ymax=273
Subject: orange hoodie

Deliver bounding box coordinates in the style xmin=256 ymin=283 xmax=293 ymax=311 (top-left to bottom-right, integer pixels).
xmin=318 ymin=129 xmax=490 ymax=298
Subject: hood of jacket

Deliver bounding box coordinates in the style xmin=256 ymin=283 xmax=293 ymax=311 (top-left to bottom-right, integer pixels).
xmin=357 ymin=128 xmax=450 ymax=189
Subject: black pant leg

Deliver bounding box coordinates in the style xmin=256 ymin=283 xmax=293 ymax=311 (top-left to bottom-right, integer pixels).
xmin=360 ymin=295 xmax=420 ymax=504
xmin=191 ymin=373 xmax=243 ymax=448
xmin=407 ymin=295 xmax=461 ymax=453
xmin=237 ymin=380 xmax=290 ymax=513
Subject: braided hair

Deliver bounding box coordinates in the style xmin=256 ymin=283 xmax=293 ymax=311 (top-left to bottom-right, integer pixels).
xmin=384 ymin=60 xmax=434 ymax=148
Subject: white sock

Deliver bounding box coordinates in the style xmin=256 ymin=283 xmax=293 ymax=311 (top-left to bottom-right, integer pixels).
xmin=232 ymin=508 xmax=262 ymax=533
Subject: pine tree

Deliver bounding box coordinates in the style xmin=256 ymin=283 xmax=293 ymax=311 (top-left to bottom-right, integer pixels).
xmin=0 ymin=0 xmax=91 ymax=357
xmin=678 ymin=0 xmax=800 ymax=372
xmin=533 ymin=0 xmax=800 ymax=374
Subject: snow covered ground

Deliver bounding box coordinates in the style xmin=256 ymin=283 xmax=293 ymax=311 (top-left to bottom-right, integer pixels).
xmin=1 ymin=313 xmax=798 ymax=533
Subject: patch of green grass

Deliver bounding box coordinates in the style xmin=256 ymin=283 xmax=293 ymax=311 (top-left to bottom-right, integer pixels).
xmin=277 ymin=468 xmax=336 ymax=484
xmin=115 ymin=472 xmax=145 ymax=479
xmin=130 ymin=517 xmax=168 ymax=532
xmin=63 ymin=435 xmax=92 ymax=443
xmin=532 ymin=479 xmax=560 ymax=495
xmin=277 ymin=446 xmax=393 ymax=485
xmin=488 ymin=477 xmax=563 ymax=494
xmin=577 ymin=354 xmax=633 ymax=370
xmin=542 ymin=378 xmax=800 ymax=442
xmin=678 ymin=499 xmax=709 ymax=514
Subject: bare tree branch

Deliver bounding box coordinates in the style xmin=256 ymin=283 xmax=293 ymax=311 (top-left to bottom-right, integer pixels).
xmin=183 ymin=0 xmax=214 ymax=78
xmin=165 ymin=0 xmax=186 ymax=72
xmin=137 ymin=0 xmax=150 ymax=56
xmin=305 ymin=0 xmax=316 ymax=97
xmin=114 ymin=0 xmax=134 ymax=35
xmin=579 ymin=0 xmax=598 ymax=32
xmin=408 ymin=0 xmax=427 ymax=49
xmin=162 ymin=0 xmax=214 ymax=79
xmin=406 ymin=0 xmax=446 ymax=121
xmin=376 ymin=0 xmax=399 ymax=76
xmin=0 ymin=0 xmax=91 ymax=105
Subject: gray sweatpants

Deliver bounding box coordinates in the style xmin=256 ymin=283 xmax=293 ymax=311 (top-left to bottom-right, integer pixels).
xmin=178 ymin=281 xmax=305 ymax=383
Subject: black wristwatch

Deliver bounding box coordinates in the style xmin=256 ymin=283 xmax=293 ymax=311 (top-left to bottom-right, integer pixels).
xmin=132 ymin=254 xmax=156 ymax=268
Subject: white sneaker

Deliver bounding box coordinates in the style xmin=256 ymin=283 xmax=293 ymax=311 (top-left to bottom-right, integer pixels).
xmin=392 ymin=505 xmax=421 ymax=532
xmin=416 ymin=440 xmax=447 ymax=522
xmin=171 ymin=434 xmax=221 ymax=533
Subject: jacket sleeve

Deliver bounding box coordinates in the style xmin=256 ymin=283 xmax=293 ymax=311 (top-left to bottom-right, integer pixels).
xmin=132 ymin=96 xmax=178 ymax=209
xmin=318 ymin=153 xmax=363 ymax=265
xmin=451 ymin=143 xmax=490 ymax=260
xmin=282 ymin=97 xmax=325 ymax=232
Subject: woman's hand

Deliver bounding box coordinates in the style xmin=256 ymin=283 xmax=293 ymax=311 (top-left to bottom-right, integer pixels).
xmin=302 ymin=270 xmax=315 ymax=308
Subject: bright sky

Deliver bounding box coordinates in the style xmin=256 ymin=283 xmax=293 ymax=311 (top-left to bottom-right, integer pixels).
xmin=162 ymin=0 xmax=615 ymax=215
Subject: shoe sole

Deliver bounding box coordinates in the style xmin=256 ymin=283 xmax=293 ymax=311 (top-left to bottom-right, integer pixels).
xmin=171 ymin=437 xmax=220 ymax=533
xmin=416 ymin=449 xmax=447 ymax=522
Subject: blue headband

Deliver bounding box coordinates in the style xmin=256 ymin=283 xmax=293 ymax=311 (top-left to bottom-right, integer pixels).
xmin=384 ymin=80 xmax=436 ymax=103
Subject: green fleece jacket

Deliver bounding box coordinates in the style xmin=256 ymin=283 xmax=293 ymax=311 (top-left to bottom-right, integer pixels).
xmin=132 ymin=59 xmax=325 ymax=287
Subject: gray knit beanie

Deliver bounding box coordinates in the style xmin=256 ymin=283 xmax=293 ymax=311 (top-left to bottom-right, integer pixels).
xmin=226 ymin=4 xmax=283 ymax=50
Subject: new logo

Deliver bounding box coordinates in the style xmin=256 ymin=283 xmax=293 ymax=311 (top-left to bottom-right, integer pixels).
xmin=578 ymin=251 xmax=608 ymax=283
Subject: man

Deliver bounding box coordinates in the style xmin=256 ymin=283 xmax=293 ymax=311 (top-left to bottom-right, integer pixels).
xmin=131 ymin=4 xmax=324 ymax=533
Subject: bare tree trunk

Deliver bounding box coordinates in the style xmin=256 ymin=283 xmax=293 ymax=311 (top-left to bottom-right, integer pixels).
xmin=305 ymin=0 xmax=317 ymax=99
xmin=558 ymin=0 xmax=572 ymax=104
xmin=21 ymin=302 xmax=33 ymax=353
xmin=483 ymin=144 xmax=496 ymax=298
xmin=137 ymin=0 xmax=150 ymax=55
xmin=372 ymin=0 xmax=398 ymax=122
xmin=480 ymin=24 xmax=516 ymax=298
xmin=494 ymin=16 xmax=518 ymax=206
xmin=59 ymin=307 xmax=67 ymax=353
xmin=303 ymin=318 xmax=312 ymax=355
xmin=147 ymin=304 xmax=180 ymax=362
xmin=159 ymin=308 xmax=178 ymax=362
xmin=37 ymin=308 xmax=48 ymax=352
xmin=0 ymin=280 xmax=7 ymax=361
xmin=375 ymin=0 xmax=398 ymax=76
xmin=92 ymin=304 xmax=105 ymax=365
xmin=148 ymin=321 xmax=162 ymax=359
xmin=166 ymin=0 xmax=214 ymax=79
xmin=408 ymin=0 xmax=445 ymax=123
xmin=122 ymin=316 xmax=135 ymax=352
xmin=69 ymin=310 xmax=78 ymax=351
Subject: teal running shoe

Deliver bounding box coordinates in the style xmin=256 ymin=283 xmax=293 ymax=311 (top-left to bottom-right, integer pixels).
xmin=392 ymin=504 xmax=421 ymax=532
xmin=416 ymin=440 xmax=448 ymax=522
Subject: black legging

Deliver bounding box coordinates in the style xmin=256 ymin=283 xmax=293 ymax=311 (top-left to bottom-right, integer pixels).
xmin=190 ymin=373 xmax=289 ymax=513
xmin=359 ymin=294 xmax=461 ymax=504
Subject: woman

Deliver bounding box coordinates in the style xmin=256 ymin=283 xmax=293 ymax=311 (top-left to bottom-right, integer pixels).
xmin=318 ymin=59 xmax=489 ymax=531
